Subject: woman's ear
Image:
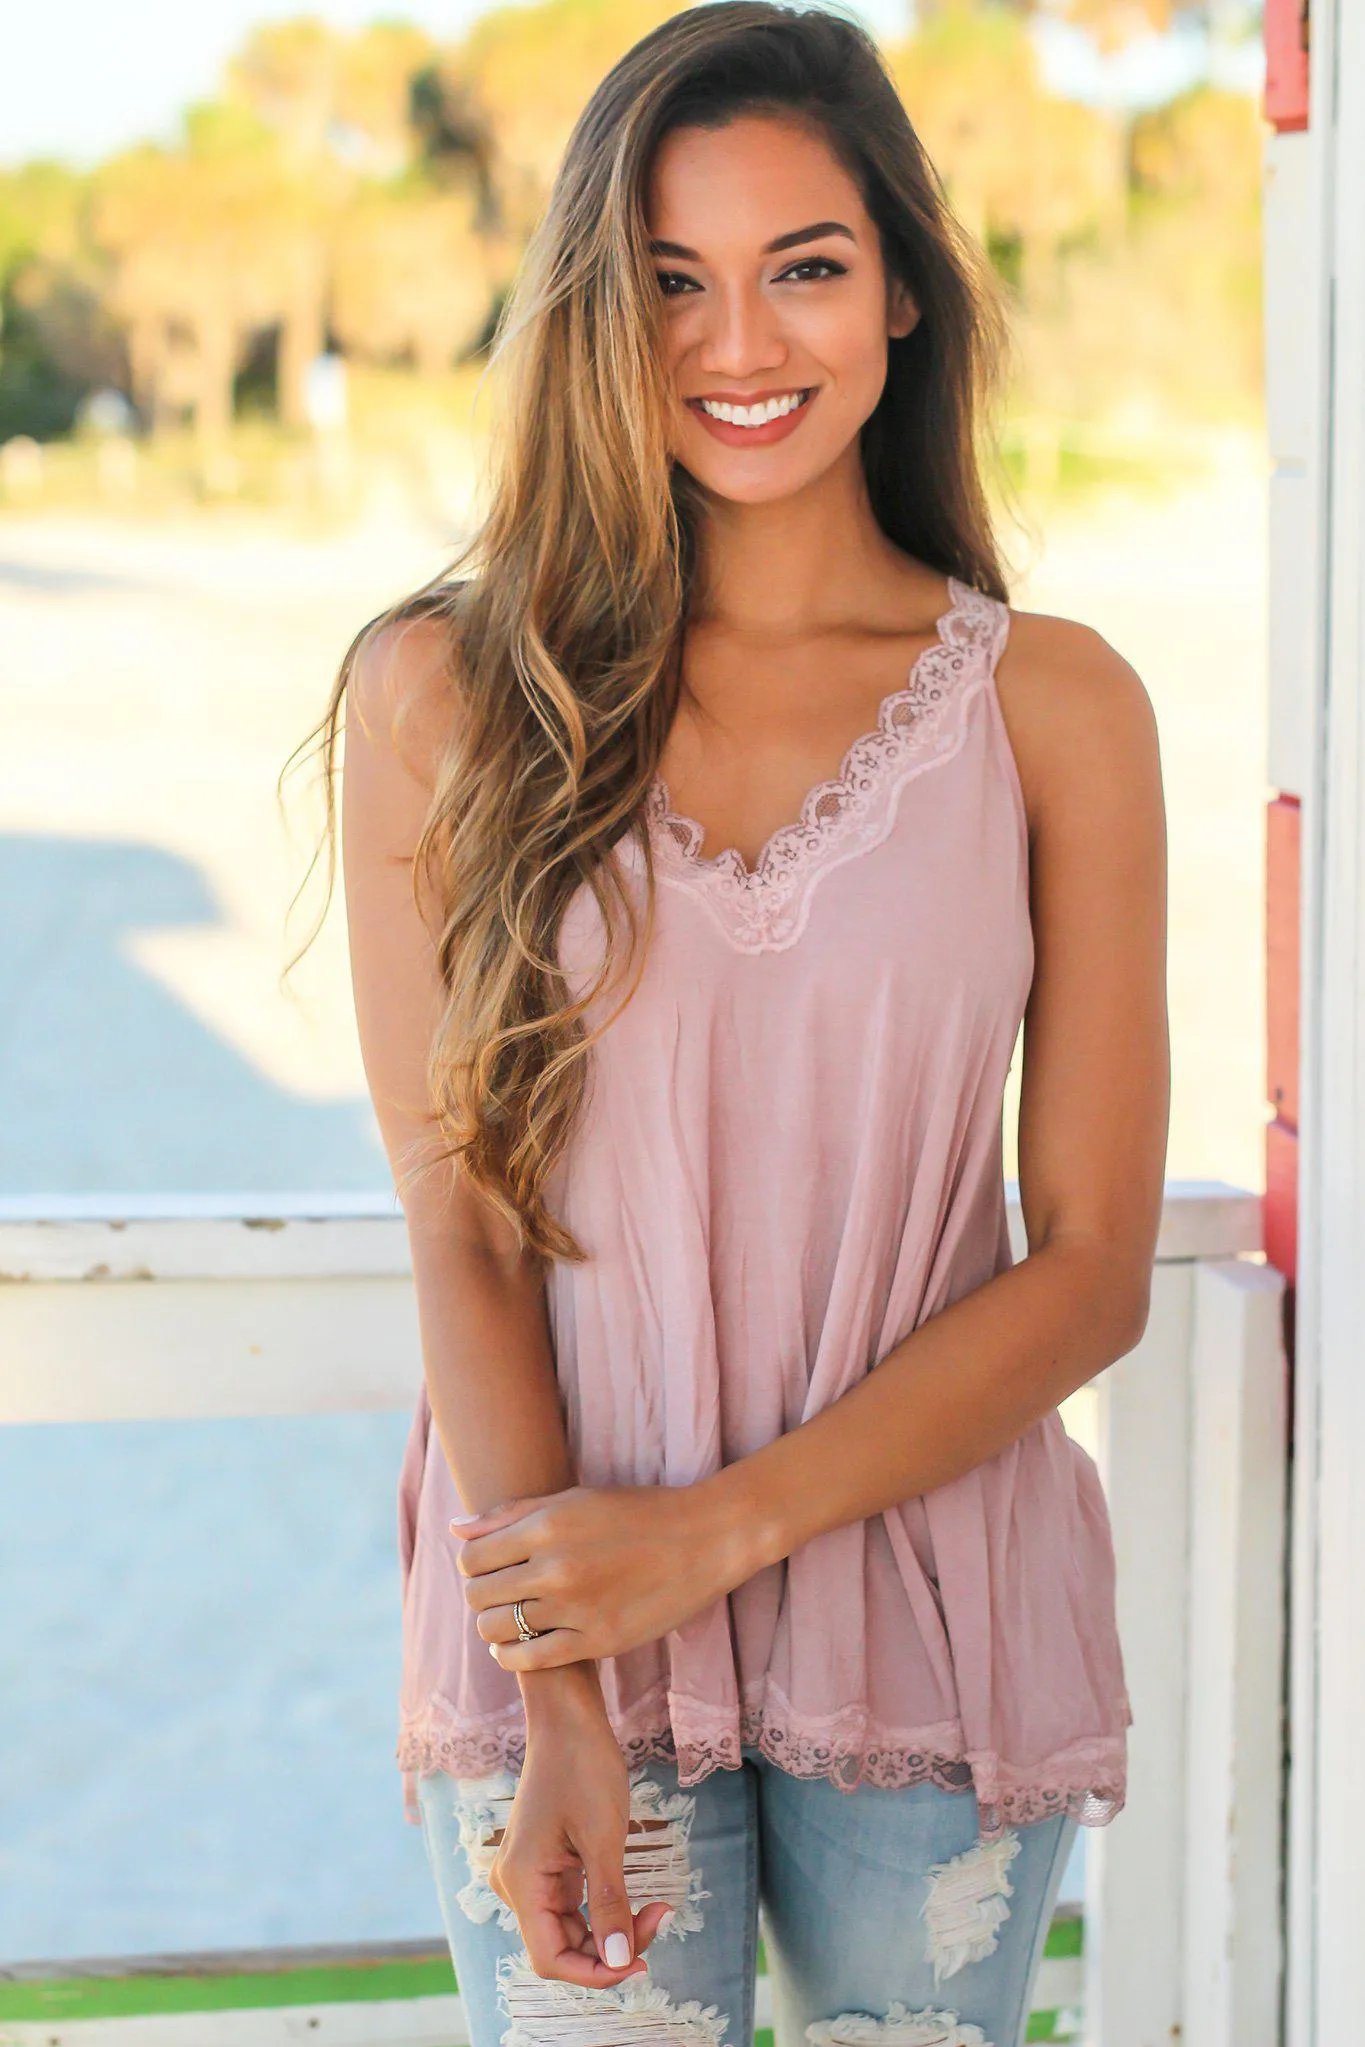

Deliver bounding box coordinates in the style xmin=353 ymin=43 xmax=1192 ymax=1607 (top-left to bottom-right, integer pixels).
xmin=887 ymin=278 xmax=920 ymax=341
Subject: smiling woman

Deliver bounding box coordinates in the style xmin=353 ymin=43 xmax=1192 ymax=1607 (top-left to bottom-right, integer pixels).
xmin=653 ymin=171 xmax=917 ymax=467
xmin=652 ymin=202 xmax=895 ymax=448
xmin=293 ymin=7 xmax=1169 ymax=2047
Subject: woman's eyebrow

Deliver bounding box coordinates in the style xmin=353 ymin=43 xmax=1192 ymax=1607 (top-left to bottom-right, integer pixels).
xmin=647 ymin=220 xmax=857 ymax=259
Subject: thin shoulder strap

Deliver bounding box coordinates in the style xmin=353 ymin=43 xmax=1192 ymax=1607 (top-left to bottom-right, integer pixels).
xmin=944 ymin=575 xmax=1011 ymax=674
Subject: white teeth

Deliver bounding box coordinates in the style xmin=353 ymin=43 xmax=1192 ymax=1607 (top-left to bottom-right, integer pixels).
xmin=698 ymin=390 xmax=807 ymax=427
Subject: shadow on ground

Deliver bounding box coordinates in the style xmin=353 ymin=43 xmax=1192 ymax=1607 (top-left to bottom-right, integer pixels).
xmin=0 ymin=833 xmax=440 ymax=1961
xmin=0 ymin=832 xmax=386 ymax=1194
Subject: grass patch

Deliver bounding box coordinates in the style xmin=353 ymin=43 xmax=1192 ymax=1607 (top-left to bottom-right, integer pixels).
xmin=0 ymin=1954 xmax=456 ymax=2025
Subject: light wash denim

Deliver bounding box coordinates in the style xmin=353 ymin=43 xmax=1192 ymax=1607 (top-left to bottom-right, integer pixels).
xmin=416 ymin=1750 xmax=1078 ymax=2047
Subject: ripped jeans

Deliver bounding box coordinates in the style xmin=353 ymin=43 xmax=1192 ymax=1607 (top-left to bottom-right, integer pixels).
xmin=415 ymin=1750 xmax=1078 ymax=2047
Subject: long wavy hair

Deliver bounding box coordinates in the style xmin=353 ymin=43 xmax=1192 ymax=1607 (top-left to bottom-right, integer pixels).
xmin=282 ymin=0 xmax=1013 ymax=1264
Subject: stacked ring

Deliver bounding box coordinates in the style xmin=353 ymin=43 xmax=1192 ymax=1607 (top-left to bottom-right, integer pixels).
xmin=512 ymin=1599 xmax=542 ymax=1642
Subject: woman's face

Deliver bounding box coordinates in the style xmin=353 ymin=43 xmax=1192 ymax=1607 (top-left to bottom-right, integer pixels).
xmin=645 ymin=111 xmax=918 ymax=505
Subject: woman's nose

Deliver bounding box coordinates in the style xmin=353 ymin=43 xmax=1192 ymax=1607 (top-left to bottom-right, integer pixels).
xmin=696 ymin=284 xmax=788 ymax=380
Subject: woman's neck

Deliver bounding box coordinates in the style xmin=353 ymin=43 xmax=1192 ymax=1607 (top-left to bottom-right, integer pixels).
xmin=691 ymin=446 xmax=910 ymax=639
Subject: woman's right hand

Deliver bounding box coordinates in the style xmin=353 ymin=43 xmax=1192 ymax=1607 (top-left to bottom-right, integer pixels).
xmin=491 ymin=1665 xmax=673 ymax=1984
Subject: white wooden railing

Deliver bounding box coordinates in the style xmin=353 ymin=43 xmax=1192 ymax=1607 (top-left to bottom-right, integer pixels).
xmin=0 ymin=1181 xmax=1288 ymax=2047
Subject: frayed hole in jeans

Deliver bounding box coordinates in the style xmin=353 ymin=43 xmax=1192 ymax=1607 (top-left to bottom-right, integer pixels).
xmin=920 ymin=1832 xmax=1022 ymax=1985
xmin=806 ymin=2006 xmax=992 ymax=2047
xmin=497 ymin=1951 xmax=729 ymax=2047
xmin=453 ymin=1771 xmax=707 ymax=1941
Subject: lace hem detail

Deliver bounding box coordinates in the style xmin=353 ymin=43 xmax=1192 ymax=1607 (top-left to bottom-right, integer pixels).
xmin=644 ymin=575 xmax=1009 ymax=953
xmin=397 ymin=1686 xmax=1125 ymax=1844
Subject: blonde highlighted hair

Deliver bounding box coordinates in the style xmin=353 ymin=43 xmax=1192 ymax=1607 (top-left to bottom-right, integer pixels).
xmin=283 ymin=0 xmax=1012 ymax=1263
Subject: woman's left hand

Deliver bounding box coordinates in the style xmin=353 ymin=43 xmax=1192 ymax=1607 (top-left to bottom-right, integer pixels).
xmin=451 ymin=1481 xmax=764 ymax=1668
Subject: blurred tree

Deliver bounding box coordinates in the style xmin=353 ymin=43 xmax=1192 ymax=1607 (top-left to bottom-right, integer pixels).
xmin=1130 ymin=75 xmax=1264 ymax=205
xmin=229 ymin=17 xmax=437 ymax=177
xmin=338 ymin=24 xmax=441 ymax=175
xmin=1002 ymin=80 xmax=1263 ymax=436
xmin=409 ymin=62 xmax=500 ymax=228
xmin=0 ymin=162 xmax=87 ymax=280
xmin=93 ymin=104 xmax=327 ymax=446
xmin=452 ymin=0 xmax=684 ymax=211
xmin=914 ymin=0 xmax=1179 ymax=53
xmin=888 ymin=6 xmax=1126 ymax=304
xmin=331 ymin=177 xmax=496 ymax=377
xmin=1125 ymin=82 xmax=1263 ymax=406
xmin=4 ymin=264 xmax=124 ymax=393
xmin=0 ymin=163 xmax=125 ymax=439
xmin=226 ymin=18 xmax=340 ymax=167
xmin=225 ymin=18 xmax=505 ymax=383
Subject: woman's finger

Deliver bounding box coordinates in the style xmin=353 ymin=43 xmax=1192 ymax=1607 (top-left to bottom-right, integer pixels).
xmin=476 ymin=1598 xmax=556 ymax=1645
xmin=489 ymin=1627 xmax=584 ymax=1671
xmin=581 ymin=1824 xmax=636 ymax=1974
xmin=448 ymin=1495 xmax=550 ymax=1538
xmin=632 ymin=1901 xmax=675 ymax=1955
xmin=453 ymin=1519 xmax=545 ymax=1578
xmin=516 ymin=1901 xmax=645 ymax=1988
xmin=461 ymin=1560 xmax=543 ymax=1615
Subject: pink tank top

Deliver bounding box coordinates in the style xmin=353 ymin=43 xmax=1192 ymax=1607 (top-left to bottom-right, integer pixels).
xmin=394 ymin=576 xmax=1132 ymax=1841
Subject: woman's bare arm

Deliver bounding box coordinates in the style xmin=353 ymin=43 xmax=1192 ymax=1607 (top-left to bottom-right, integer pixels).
xmin=454 ymin=612 xmax=1171 ymax=1659
xmin=342 ymin=615 xmax=574 ymax=1511
xmin=341 ymin=615 xmax=669 ymax=1983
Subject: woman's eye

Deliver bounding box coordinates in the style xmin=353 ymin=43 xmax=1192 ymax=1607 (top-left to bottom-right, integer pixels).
xmin=776 ymin=257 xmax=848 ymax=283
xmin=656 ymin=270 xmax=700 ymax=298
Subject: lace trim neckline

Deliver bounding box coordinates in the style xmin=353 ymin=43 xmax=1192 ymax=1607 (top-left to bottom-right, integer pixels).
xmin=648 ymin=574 xmax=973 ymax=882
xmin=642 ymin=574 xmax=1008 ymax=954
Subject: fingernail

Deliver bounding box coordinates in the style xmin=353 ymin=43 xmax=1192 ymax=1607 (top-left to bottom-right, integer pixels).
xmin=603 ymin=1932 xmax=631 ymax=1968
xmin=487 ymin=1643 xmax=499 ymax=1659
xmin=449 ymin=1516 xmax=480 ymax=1529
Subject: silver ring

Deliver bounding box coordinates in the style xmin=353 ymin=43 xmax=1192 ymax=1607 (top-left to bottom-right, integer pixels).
xmin=512 ymin=1599 xmax=541 ymax=1642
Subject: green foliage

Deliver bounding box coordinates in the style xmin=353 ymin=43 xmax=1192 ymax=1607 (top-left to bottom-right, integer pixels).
xmin=182 ymin=98 xmax=280 ymax=160
xmin=0 ymin=283 xmax=88 ymax=439
xmin=0 ymin=161 xmax=123 ymax=440
xmin=0 ymin=161 xmax=89 ymax=284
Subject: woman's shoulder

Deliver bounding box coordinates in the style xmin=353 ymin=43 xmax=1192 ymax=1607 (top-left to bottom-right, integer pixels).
xmin=993 ymin=601 xmax=1161 ymax=838
xmin=347 ymin=589 xmax=468 ymax=792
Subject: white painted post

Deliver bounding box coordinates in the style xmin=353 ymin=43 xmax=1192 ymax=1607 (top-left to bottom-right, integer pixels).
xmin=1085 ymin=1263 xmax=1193 ymax=2047
xmin=1261 ymin=89 xmax=1329 ymax=2047
xmin=1300 ymin=0 xmax=1365 ymax=2036
xmin=1181 ymin=1258 xmax=1288 ymax=2047
xmin=1075 ymin=1184 xmax=1264 ymax=2047
xmin=1263 ymin=0 xmax=1365 ymax=2041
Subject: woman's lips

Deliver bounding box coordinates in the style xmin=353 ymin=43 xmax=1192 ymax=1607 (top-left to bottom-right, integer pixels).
xmin=685 ymin=387 xmax=816 ymax=447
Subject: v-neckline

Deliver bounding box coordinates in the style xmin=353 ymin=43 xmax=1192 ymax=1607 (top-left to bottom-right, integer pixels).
xmin=646 ymin=575 xmax=971 ymax=881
